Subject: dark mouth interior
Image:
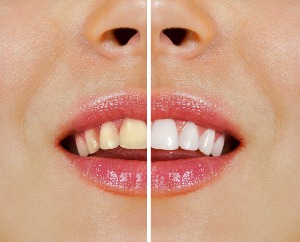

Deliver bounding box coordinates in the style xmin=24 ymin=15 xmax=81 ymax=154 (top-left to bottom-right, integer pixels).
xmin=152 ymin=135 xmax=239 ymax=161
xmin=94 ymin=147 xmax=147 ymax=160
xmin=61 ymin=134 xmax=239 ymax=161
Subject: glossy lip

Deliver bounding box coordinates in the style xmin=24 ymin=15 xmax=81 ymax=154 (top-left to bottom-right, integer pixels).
xmin=58 ymin=91 xmax=147 ymax=196
xmin=58 ymin=91 xmax=242 ymax=197
xmin=62 ymin=91 xmax=146 ymax=138
xmin=151 ymin=91 xmax=243 ymax=197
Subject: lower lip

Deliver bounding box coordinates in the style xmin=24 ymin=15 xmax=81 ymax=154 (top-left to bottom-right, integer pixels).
xmin=61 ymin=92 xmax=147 ymax=196
xmin=71 ymin=155 xmax=147 ymax=196
xmin=67 ymin=152 xmax=232 ymax=197
xmin=62 ymin=91 xmax=239 ymax=196
xmin=151 ymin=92 xmax=239 ymax=196
xmin=151 ymin=155 xmax=232 ymax=196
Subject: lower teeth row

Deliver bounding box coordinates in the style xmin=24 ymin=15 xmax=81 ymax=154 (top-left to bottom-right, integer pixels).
xmin=73 ymin=118 xmax=226 ymax=157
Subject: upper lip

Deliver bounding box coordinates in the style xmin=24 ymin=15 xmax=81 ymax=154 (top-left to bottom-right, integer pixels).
xmin=58 ymin=91 xmax=147 ymax=196
xmin=151 ymin=91 xmax=243 ymax=196
xmin=152 ymin=91 xmax=242 ymax=141
xmin=57 ymin=91 xmax=146 ymax=141
xmin=57 ymin=90 xmax=243 ymax=197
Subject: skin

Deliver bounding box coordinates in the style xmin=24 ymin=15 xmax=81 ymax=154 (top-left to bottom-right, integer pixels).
xmin=152 ymin=0 xmax=300 ymax=241
xmin=0 ymin=0 xmax=299 ymax=241
xmin=0 ymin=0 xmax=146 ymax=241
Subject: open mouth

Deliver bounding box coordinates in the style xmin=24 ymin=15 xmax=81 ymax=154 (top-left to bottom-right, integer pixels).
xmin=59 ymin=92 xmax=241 ymax=197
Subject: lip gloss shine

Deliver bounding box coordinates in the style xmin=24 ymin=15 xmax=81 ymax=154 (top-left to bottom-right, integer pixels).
xmin=59 ymin=91 xmax=241 ymax=196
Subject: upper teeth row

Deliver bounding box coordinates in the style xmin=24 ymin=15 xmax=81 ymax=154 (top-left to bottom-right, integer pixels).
xmin=75 ymin=118 xmax=147 ymax=157
xmin=152 ymin=119 xmax=224 ymax=157
xmin=75 ymin=118 xmax=225 ymax=157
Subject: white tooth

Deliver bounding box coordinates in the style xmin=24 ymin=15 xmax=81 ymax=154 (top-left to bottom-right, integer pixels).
xmin=151 ymin=119 xmax=179 ymax=150
xmin=100 ymin=122 xmax=119 ymax=150
xmin=211 ymin=134 xmax=225 ymax=157
xmin=75 ymin=134 xmax=89 ymax=157
xmin=119 ymin=118 xmax=147 ymax=149
xmin=85 ymin=128 xmax=100 ymax=154
xmin=199 ymin=129 xmax=215 ymax=156
xmin=179 ymin=122 xmax=199 ymax=151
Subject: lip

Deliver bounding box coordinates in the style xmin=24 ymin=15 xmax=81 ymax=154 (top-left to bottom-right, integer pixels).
xmin=59 ymin=91 xmax=147 ymax=196
xmin=58 ymin=91 xmax=242 ymax=197
xmin=151 ymin=91 xmax=242 ymax=196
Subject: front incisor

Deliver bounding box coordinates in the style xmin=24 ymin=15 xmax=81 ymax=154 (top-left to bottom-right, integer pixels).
xmin=119 ymin=118 xmax=147 ymax=149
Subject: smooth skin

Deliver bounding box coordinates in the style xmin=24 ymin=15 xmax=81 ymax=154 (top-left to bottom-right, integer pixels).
xmin=152 ymin=0 xmax=300 ymax=241
xmin=1 ymin=0 xmax=300 ymax=241
xmin=0 ymin=0 xmax=146 ymax=241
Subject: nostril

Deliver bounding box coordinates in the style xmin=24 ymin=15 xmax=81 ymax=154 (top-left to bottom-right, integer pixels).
xmin=161 ymin=27 xmax=199 ymax=47
xmin=113 ymin=28 xmax=139 ymax=46
xmin=101 ymin=27 xmax=140 ymax=47
xmin=162 ymin=28 xmax=187 ymax=46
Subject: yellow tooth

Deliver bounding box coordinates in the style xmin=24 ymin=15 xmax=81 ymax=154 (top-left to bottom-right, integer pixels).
xmin=75 ymin=134 xmax=89 ymax=157
xmin=100 ymin=122 xmax=119 ymax=150
xmin=119 ymin=118 xmax=146 ymax=149
xmin=85 ymin=128 xmax=100 ymax=154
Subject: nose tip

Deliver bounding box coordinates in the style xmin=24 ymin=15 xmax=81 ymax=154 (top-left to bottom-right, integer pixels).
xmin=85 ymin=0 xmax=146 ymax=59
xmin=152 ymin=0 xmax=215 ymax=59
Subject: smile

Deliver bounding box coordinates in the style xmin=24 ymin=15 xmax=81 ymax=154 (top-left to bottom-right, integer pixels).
xmin=59 ymin=91 xmax=242 ymax=197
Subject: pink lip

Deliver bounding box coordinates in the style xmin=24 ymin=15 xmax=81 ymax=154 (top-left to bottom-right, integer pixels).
xmin=66 ymin=92 xmax=146 ymax=136
xmin=59 ymin=91 xmax=147 ymax=196
xmin=59 ymin=91 xmax=242 ymax=197
xmin=151 ymin=92 xmax=242 ymax=196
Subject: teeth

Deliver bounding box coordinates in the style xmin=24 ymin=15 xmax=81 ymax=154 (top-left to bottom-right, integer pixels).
xmin=85 ymin=128 xmax=100 ymax=154
xmin=75 ymin=134 xmax=89 ymax=157
xmin=73 ymin=118 xmax=227 ymax=157
xmin=179 ymin=122 xmax=199 ymax=151
xmin=100 ymin=122 xmax=119 ymax=150
xmin=119 ymin=118 xmax=147 ymax=149
xmin=199 ymin=129 xmax=215 ymax=156
xmin=152 ymin=119 xmax=179 ymax=150
xmin=211 ymin=134 xmax=225 ymax=157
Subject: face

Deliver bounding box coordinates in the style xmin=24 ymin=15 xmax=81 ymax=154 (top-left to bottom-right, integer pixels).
xmin=152 ymin=0 xmax=300 ymax=241
xmin=0 ymin=0 xmax=146 ymax=241
xmin=1 ymin=0 xmax=299 ymax=241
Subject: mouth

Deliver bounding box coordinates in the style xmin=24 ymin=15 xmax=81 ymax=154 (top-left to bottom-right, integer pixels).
xmin=59 ymin=91 xmax=242 ymax=197
xmin=151 ymin=92 xmax=241 ymax=196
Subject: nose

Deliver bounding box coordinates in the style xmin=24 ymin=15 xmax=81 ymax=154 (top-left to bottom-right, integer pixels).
xmin=85 ymin=0 xmax=146 ymax=59
xmin=152 ymin=0 xmax=215 ymax=59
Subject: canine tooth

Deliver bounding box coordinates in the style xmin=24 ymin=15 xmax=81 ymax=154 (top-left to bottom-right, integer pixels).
xmin=119 ymin=118 xmax=146 ymax=149
xmin=100 ymin=122 xmax=119 ymax=150
xmin=179 ymin=122 xmax=199 ymax=151
xmin=75 ymin=134 xmax=89 ymax=157
xmin=85 ymin=128 xmax=100 ymax=154
xmin=199 ymin=129 xmax=215 ymax=156
xmin=211 ymin=134 xmax=225 ymax=157
xmin=151 ymin=119 xmax=179 ymax=150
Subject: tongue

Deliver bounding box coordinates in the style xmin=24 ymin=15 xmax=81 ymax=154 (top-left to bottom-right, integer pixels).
xmin=92 ymin=147 xmax=147 ymax=161
xmin=151 ymin=148 xmax=206 ymax=161
xmin=91 ymin=147 xmax=205 ymax=161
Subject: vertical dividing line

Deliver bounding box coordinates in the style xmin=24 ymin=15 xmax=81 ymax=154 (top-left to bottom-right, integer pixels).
xmin=146 ymin=0 xmax=152 ymax=241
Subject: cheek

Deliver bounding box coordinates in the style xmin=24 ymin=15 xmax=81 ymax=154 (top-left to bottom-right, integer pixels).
xmin=0 ymin=3 xmax=62 ymax=92
xmin=259 ymin=20 xmax=300 ymax=91
xmin=244 ymin=5 xmax=300 ymax=91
